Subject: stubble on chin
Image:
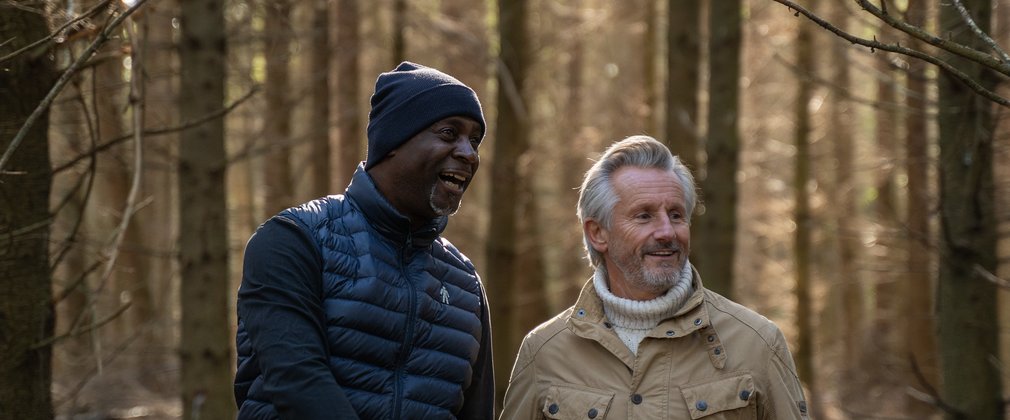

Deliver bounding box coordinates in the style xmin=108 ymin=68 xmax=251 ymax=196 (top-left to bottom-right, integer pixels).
xmin=429 ymin=186 xmax=461 ymax=217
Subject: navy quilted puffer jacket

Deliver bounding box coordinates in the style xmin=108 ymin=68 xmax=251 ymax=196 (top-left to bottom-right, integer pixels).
xmin=235 ymin=166 xmax=494 ymax=419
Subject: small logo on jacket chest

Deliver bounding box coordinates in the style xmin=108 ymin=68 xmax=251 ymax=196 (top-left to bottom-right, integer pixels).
xmin=439 ymin=286 xmax=450 ymax=304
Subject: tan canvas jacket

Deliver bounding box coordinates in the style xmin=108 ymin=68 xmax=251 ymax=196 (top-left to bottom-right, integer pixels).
xmin=500 ymin=271 xmax=809 ymax=420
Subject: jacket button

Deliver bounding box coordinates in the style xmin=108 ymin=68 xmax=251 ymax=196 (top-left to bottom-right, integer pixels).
xmin=631 ymin=394 xmax=643 ymax=404
xmin=713 ymin=347 xmax=722 ymax=355
xmin=693 ymin=318 xmax=702 ymax=326
xmin=696 ymin=400 xmax=708 ymax=411
xmin=740 ymin=390 xmax=751 ymax=401
xmin=548 ymin=403 xmax=559 ymax=414
xmin=577 ymin=309 xmax=586 ymax=317
xmin=666 ymin=330 xmax=675 ymax=336
xmin=604 ymin=322 xmax=612 ymax=328
xmin=707 ymin=335 xmax=715 ymax=342
xmin=588 ymin=408 xmax=598 ymax=418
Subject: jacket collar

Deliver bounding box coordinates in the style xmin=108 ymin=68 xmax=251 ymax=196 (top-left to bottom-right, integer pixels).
xmin=567 ymin=266 xmax=726 ymax=368
xmin=345 ymin=164 xmax=447 ymax=248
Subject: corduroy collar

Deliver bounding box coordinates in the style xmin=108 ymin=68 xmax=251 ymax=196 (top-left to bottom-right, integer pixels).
xmin=345 ymin=163 xmax=447 ymax=248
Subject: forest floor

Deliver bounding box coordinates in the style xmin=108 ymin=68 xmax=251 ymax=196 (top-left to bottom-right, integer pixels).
xmin=54 ymin=354 xmax=181 ymax=420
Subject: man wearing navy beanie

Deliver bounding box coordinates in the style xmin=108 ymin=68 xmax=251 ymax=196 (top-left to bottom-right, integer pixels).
xmin=236 ymin=62 xmax=494 ymax=419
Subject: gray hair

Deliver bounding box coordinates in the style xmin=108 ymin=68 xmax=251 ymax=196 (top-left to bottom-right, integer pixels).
xmin=576 ymin=135 xmax=697 ymax=268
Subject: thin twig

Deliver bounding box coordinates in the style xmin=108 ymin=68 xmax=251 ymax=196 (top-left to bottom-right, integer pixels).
xmin=96 ymin=6 xmax=146 ymax=289
xmin=32 ymin=301 xmax=131 ymax=350
xmin=771 ymin=0 xmax=1009 ymax=107
xmin=855 ymin=0 xmax=1010 ymax=77
xmin=908 ymin=354 xmax=966 ymax=418
xmin=0 ymin=0 xmax=113 ymax=65
xmin=52 ymin=86 xmax=261 ymax=175
xmin=947 ymin=0 xmax=1010 ymax=64
xmin=973 ymin=264 xmax=1010 ymax=289
xmin=0 ymin=0 xmax=151 ymax=175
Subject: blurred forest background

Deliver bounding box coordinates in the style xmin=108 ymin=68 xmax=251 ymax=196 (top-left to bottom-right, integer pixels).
xmin=3 ymin=0 xmax=1010 ymax=418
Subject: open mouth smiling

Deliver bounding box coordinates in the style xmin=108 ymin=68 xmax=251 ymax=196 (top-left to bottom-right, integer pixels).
xmin=439 ymin=171 xmax=470 ymax=193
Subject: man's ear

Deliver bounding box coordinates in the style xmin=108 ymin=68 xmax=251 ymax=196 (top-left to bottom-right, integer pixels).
xmin=584 ymin=219 xmax=608 ymax=253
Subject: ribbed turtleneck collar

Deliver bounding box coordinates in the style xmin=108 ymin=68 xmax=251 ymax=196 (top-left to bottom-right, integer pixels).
xmin=594 ymin=261 xmax=695 ymax=330
xmin=345 ymin=164 xmax=447 ymax=248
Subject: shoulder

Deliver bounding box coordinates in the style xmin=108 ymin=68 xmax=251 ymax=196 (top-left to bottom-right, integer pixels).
xmin=702 ymin=289 xmax=791 ymax=361
xmin=511 ymin=308 xmax=574 ymax=369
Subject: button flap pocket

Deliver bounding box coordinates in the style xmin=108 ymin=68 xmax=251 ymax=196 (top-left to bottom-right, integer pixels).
xmin=680 ymin=374 xmax=755 ymax=419
xmin=542 ymin=384 xmax=614 ymax=420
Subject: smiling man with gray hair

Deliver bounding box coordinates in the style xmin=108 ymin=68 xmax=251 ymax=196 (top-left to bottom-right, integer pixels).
xmin=500 ymin=135 xmax=808 ymax=419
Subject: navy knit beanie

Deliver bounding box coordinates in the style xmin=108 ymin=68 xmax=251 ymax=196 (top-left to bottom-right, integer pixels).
xmin=365 ymin=61 xmax=486 ymax=170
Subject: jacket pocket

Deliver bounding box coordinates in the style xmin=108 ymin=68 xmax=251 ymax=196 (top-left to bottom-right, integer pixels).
xmin=679 ymin=374 xmax=756 ymax=419
xmin=542 ymin=384 xmax=614 ymax=420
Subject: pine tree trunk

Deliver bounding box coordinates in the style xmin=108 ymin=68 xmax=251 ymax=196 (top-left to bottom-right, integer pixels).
xmin=696 ymin=0 xmax=741 ymax=298
xmin=0 ymin=6 xmax=56 ymax=418
xmin=936 ymin=1 xmax=1002 ymax=418
xmin=178 ymin=0 xmax=235 ymax=418
xmin=308 ymin=0 xmax=333 ymax=197
xmin=262 ymin=0 xmax=293 ymax=216
xmin=335 ymin=0 xmax=361 ymax=189
xmin=826 ymin=0 xmax=863 ymax=393
xmin=792 ymin=5 xmax=816 ymax=401
xmin=488 ymin=0 xmax=529 ymax=406
xmin=664 ymin=0 xmax=701 ymax=169
xmin=903 ymin=2 xmax=939 ymax=415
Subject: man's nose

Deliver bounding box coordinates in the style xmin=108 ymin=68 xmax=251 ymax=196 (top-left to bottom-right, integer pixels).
xmin=653 ymin=218 xmax=676 ymax=242
xmin=453 ymin=138 xmax=479 ymax=164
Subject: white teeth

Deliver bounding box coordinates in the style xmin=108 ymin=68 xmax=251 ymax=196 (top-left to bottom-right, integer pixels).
xmin=448 ymin=173 xmax=466 ymax=182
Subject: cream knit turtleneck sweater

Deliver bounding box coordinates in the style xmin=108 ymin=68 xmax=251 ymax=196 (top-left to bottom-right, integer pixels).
xmin=594 ymin=261 xmax=694 ymax=355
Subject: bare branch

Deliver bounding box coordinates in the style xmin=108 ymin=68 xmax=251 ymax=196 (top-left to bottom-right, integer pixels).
xmin=0 ymin=0 xmax=112 ymax=65
xmin=908 ymin=354 xmax=966 ymax=418
xmin=52 ymin=86 xmax=261 ymax=175
xmin=770 ymin=0 xmax=1010 ymax=107
xmin=0 ymin=0 xmax=151 ymax=175
xmin=973 ymin=264 xmax=1010 ymax=289
xmin=32 ymin=301 xmax=131 ymax=350
xmin=949 ymin=0 xmax=1010 ymax=63
xmin=855 ymin=0 xmax=1010 ymax=77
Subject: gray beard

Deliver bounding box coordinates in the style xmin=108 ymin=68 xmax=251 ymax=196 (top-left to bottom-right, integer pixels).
xmin=429 ymin=186 xmax=460 ymax=217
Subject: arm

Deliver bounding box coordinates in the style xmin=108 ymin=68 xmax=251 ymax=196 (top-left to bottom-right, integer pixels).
xmin=499 ymin=337 xmax=540 ymax=420
xmin=458 ymin=279 xmax=495 ymax=419
xmin=759 ymin=328 xmax=809 ymax=420
xmin=237 ymin=217 xmax=359 ymax=419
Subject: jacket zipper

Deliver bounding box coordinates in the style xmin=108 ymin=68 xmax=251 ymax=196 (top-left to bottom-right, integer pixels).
xmin=393 ymin=233 xmax=417 ymax=419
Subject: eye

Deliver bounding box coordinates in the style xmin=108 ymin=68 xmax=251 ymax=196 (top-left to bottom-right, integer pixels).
xmin=439 ymin=127 xmax=458 ymax=139
xmin=635 ymin=213 xmax=651 ymax=221
xmin=469 ymin=137 xmax=480 ymax=148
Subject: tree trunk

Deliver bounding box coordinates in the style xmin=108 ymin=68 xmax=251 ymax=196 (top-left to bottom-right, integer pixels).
xmin=136 ymin=0 xmax=180 ymax=375
xmin=826 ymin=0 xmax=863 ymax=394
xmin=642 ymin=0 xmax=659 ymax=135
xmin=488 ymin=0 xmax=529 ymax=406
xmin=936 ymin=1 xmax=1002 ymax=418
xmin=695 ymin=0 xmax=741 ymax=298
xmin=308 ymin=0 xmax=333 ymax=197
xmin=903 ymin=1 xmax=939 ymax=416
xmin=335 ymin=0 xmax=361 ymax=189
xmin=391 ymin=0 xmax=407 ymax=66
xmin=262 ymin=0 xmax=293 ymax=217
xmin=440 ymin=0 xmax=489 ymax=270
xmin=665 ymin=0 xmax=701 ymax=169
xmin=792 ymin=5 xmax=816 ymax=402
xmin=559 ymin=1 xmax=590 ymax=303
xmin=0 ymin=6 xmax=56 ymax=418
xmin=178 ymin=0 xmax=235 ymax=418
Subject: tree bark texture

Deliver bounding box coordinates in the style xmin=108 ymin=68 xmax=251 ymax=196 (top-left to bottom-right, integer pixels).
xmin=903 ymin=1 xmax=939 ymax=416
xmin=665 ymin=0 xmax=701 ymax=169
xmin=335 ymin=0 xmax=361 ymax=190
xmin=262 ymin=0 xmax=293 ymax=217
xmin=308 ymin=0 xmax=333 ymax=197
xmin=488 ymin=0 xmax=529 ymax=406
xmin=178 ymin=0 xmax=235 ymax=418
xmin=695 ymin=0 xmax=741 ymax=298
xmin=792 ymin=6 xmax=816 ymax=400
xmin=0 ymin=6 xmax=57 ymax=419
xmin=936 ymin=1 xmax=1002 ymax=418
